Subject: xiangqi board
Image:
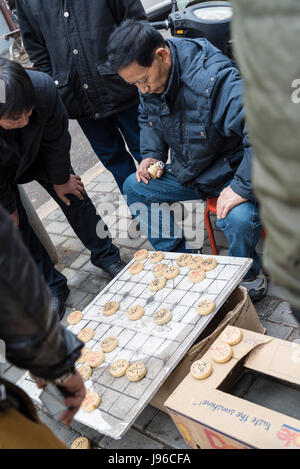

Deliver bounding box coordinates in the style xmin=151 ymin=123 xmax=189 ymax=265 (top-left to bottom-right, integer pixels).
xmin=17 ymin=252 xmax=252 ymax=439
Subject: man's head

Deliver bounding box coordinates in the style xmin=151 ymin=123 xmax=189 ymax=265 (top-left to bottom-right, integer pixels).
xmin=0 ymin=58 xmax=34 ymax=129
xmin=107 ymin=20 xmax=172 ymax=95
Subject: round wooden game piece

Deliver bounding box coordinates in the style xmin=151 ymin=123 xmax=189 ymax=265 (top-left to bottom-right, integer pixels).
xmin=149 ymin=277 xmax=166 ymax=291
xmin=153 ymin=308 xmax=172 ymax=325
xmin=220 ymin=326 xmax=243 ymax=346
xmin=81 ymin=392 xmax=101 ymax=413
xmin=188 ymin=269 xmax=206 ymax=283
xmin=187 ymin=256 xmax=203 ymax=270
xmin=149 ymin=251 xmax=164 ymax=264
xmin=71 ymin=437 xmax=91 ymax=449
xmin=126 ymin=362 xmax=147 ymax=382
xmin=196 ymin=298 xmax=215 ymax=316
xmin=86 ymin=350 xmax=105 ymax=368
xmin=163 ymin=265 xmax=179 ymax=280
xmin=77 ymin=363 xmax=92 ymax=381
xmin=148 ymin=164 xmax=159 ymax=179
xmin=67 ymin=310 xmax=83 ymax=325
xmin=76 ymin=346 xmax=91 ymax=364
xmin=176 ymin=254 xmax=192 ymax=267
xmin=100 ymin=336 xmax=118 ymax=353
xmin=134 ymin=249 xmax=148 ymax=261
xmin=211 ymin=342 xmax=233 ymax=363
xmin=190 ymin=359 xmax=213 ymax=380
xmin=127 ymin=305 xmax=145 ymax=321
xmin=110 ymin=359 xmax=130 ymax=378
xmin=77 ymin=327 xmax=94 ymax=343
xmin=152 ymin=263 xmax=167 ymax=277
xmin=102 ymin=300 xmax=119 ymax=316
xmin=129 ymin=261 xmax=144 ymax=275
xmin=201 ymin=257 xmax=217 ymax=271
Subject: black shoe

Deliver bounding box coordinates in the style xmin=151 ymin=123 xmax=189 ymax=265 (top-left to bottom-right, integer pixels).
xmin=291 ymin=308 xmax=300 ymax=325
xmin=104 ymin=260 xmax=127 ymax=278
xmin=51 ymin=286 xmax=70 ymax=320
xmin=240 ymin=271 xmax=268 ymax=303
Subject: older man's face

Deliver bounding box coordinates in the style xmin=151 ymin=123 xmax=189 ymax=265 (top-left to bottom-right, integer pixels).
xmin=118 ymin=47 xmax=172 ymax=95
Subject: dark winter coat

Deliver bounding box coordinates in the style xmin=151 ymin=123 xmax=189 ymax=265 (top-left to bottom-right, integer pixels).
xmin=0 ymin=203 xmax=82 ymax=381
xmin=0 ymin=70 xmax=71 ymax=214
xmin=139 ymin=38 xmax=254 ymax=201
xmin=231 ymin=0 xmax=300 ymax=309
xmin=16 ymin=0 xmax=147 ymax=119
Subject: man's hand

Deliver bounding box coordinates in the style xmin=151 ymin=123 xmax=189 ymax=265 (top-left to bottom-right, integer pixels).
xmin=136 ymin=158 xmax=165 ymax=184
xmin=32 ymin=370 xmax=85 ymax=425
xmin=30 ymin=373 xmax=47 ymax=389
xmin=53 ymin=174 xmax=87 ymax=206
xmin=217 ymin=186 xmax=247 ymax=219
xmin=9 ymin=209 xmax=19 ymax=228
xmin=59 ymin=370 xmax=86 ymax=425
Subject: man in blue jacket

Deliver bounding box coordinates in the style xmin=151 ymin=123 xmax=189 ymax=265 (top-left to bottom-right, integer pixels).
xmin=107 ymin=20 xmax=267 ymax=302
xmin=0 ymin=58 xmax=126 ymax=318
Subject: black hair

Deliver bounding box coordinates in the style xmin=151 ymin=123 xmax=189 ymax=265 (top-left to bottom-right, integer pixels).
xmin=107 ymin=19 xmax=167 ymax=72
xmin=0 ymin=57 xmax=35 ymax=119
xmin=7 ymin=0 xmax=16 ymax=9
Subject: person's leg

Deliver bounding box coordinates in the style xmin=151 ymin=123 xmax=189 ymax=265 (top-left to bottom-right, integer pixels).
xmin=78 ymin=116 xmax=138 ymax=193
xmin=123 ymin=169 xmax=201 ymax=251
xmin=114 ymin=104 xmax=142 ymax=165
xmin=41 ymin=181 xmax=123 ymax=273
xmin=216 ymin=201 xmax=262 ymax=277
xmin=16 ymin=189 xmax=68 ymax=296
xmin=216 ymin=201 xmax=267 ymax=301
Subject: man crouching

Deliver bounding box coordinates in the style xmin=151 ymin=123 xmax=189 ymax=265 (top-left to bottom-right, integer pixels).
xmin=106 ymin=20 xmax=267 ymax=302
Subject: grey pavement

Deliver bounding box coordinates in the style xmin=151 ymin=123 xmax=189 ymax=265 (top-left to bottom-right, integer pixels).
xmin=0 ymin=11 xmax=12 ymax=54
xmin=2 ymin=159 xmax=300 ymax=449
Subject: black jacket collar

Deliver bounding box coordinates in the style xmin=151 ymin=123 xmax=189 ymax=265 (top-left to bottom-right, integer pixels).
xmin=161 ymin=40 xmax=182 ymax=111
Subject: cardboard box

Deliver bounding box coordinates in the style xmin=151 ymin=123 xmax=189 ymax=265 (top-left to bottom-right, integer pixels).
xmin=150 ymin=286 xmax=264 ymax=411
xmin=165 ymin=328 xmax=300 ymax=449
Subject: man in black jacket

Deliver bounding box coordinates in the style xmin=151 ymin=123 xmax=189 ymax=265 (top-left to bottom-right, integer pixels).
xmin=15 ymin=0 xmax=147 ymax=193
xmin=0 ymin=203 xmax=85 ymax=448
xmin=0 ymin=58 xmax=126 ymax=318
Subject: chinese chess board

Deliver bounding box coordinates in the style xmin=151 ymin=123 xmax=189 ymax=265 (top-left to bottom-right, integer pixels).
xmin=18 ymin=252 xmax=252 ymax=439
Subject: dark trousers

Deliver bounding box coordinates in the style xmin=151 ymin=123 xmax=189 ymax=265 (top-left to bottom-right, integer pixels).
xmin=78 ymin=105 xmax=142 ymax=193
xmin=292 ymin=309 xmax=300 ymax=324
xmin=17 ymin=181 xmax=120 ymax=296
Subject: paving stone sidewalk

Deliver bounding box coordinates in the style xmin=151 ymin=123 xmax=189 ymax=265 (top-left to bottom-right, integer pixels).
xmin=1 ymin=166 xmax=299 ymax=450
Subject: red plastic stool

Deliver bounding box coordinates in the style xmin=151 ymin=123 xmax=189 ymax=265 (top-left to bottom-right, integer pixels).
xmin=204 ymin=197 xmax=266 ymax=255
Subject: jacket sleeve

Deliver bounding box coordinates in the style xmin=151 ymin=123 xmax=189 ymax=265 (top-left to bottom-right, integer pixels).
xmin=139 ymin=101 xmax=169 ymax=163
xmin=0 ymin=166 xmax=17 ymax=214
xmin=0 ymin=204 xmax=83 ymax=381
xmin=108 ymin=0 xmax=147 ymax=24
xmin=211 ymin=67 xmax=255 ymax=202
xmin=38 ymin=73 xmax=71 ymax=185
xmin=15 ymin=0 xmax=52 ymax=74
